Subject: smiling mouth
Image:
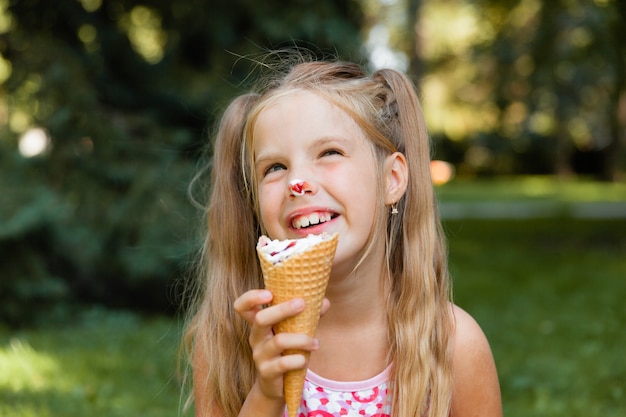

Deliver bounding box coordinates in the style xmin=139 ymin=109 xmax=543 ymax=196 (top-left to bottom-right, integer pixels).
xmin=291 ymin=212 xmax=337 ymax=230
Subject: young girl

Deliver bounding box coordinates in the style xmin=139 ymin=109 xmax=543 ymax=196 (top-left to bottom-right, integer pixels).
xmin=183 ymin=56 xmax=502 ymax=417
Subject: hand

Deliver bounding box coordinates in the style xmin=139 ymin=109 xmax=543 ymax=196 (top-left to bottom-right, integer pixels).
xmin=234 ymin=290 xmax=328 ymax=401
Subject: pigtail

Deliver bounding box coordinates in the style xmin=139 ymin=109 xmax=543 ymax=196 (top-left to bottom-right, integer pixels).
xmin=185 ymin=93 xmax=262 ymax=417
xmin=374 ymin=69 xmax=454 ymax=417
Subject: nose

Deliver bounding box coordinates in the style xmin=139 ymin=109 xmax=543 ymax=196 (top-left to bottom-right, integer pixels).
xmin=288 ymin=178 xmax=314 ymax=197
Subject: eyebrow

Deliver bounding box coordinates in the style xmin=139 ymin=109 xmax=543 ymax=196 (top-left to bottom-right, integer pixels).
xmin=254 ymin=153 xmax=279 ymax=168
xmin=254 ymin=135 xmax=353 ymax=164
xmin=314 ymin=135 xmax=352 ymax=147
xmin=305 ymin=135 xmax=354 ymax=155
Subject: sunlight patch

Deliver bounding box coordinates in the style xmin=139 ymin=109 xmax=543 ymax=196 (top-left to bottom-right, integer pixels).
xmin=0 ymin=338 xmax=60 ymax=391
xmin=118 ymin=6 xmax=167 ymax=64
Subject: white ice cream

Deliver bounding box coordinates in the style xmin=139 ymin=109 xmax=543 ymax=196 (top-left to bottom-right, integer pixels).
xmin=257 ymin=233 xmax=334 ymax=264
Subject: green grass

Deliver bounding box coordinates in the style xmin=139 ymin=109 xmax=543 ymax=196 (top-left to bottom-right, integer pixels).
xmin=0 ymin=308 xmax=188 ymax=417
xmin=2 ymin=217 xmax=625 ymax=416
xmin=436 ymin=176 xmax=626 ymax=202
xmin=446 ymin=218 xmax=626 ymax=417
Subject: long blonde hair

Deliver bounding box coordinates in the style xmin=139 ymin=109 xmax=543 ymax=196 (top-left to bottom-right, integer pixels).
xmin=183 ymin=56 xmax=453 ymax=417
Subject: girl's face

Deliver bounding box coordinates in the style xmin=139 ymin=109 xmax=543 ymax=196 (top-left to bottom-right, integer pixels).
xmin=253 ymin=90 xmax=382 ymax=270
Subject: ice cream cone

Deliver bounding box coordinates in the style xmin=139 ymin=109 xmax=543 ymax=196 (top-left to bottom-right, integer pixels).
xmin=256 ymin=233 xmax=338 ymax=417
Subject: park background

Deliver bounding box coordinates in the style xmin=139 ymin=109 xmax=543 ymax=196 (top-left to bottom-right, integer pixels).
xmin=1 ymin=0 xmax=625 ymax=416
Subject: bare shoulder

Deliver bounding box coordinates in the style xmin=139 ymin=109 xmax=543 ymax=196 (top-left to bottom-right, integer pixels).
xmin=449 ymin=304 xmax=502 ymax=417
xmin=450 ymin=304 xmax=492 ymax=356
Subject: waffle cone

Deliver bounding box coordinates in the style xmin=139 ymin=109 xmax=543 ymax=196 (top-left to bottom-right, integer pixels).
xmin=256 ymin=233 xmax=338 ymax=417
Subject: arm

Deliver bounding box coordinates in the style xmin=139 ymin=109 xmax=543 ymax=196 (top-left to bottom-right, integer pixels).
xmin=194 ymin=290 xmax=326 ymax=417
xmin=192 ymin=346 xmax=223 ymax=417
xmin=193 ymin=378 xmax=279 ymax=417
xmin=194 ymin=383 xmax=285 ymax=417
xmin=450 ymin=305 xmax=502 ymax=417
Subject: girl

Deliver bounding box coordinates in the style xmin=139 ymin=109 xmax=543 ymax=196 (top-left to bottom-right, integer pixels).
xmin=183 ymin=57 xmax=502 ymax=417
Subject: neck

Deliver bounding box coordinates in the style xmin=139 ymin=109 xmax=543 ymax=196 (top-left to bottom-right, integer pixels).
xmin=311 ymin=256 xmax=391 ymax=380
xmin=322 ymin=251 xmax=390 ymax=327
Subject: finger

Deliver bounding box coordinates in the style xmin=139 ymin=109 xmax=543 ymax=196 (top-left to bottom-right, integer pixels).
xmin=254 ymin=298 xmax=305 ymax=328
xmin=270 ymin=332 xmax=320 ymax=354
xmin=254 ymin=350 xmax=310 ymax=399
xmin=252 ymin=332 xmax=319 ymax=367
xmin=320 ymin=298 xmax=330 ymax=317
xmin=249 ymin=298 xmax=306 ymax=348
xmin=234 ymin=289 xmax=273 ymax=324
xmin=258 ymin=350 xmax=309 ymax=379
xmin=249 ymin=297 xmax=328 ymax=350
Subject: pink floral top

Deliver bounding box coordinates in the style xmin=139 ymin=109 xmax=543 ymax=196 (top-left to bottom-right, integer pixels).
xmin=287 ymin=365 xmax=392 ymax=417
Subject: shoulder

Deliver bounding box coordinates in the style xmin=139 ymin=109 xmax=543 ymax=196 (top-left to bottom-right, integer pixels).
xmin=449 ymin=304 xmax=502 ymax=417
xmin=450 ymin=304 xmax=491 ymax=358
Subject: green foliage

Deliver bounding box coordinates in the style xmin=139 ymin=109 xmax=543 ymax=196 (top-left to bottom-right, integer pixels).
xmin=0 ymin=0 xmax=364 ymax=325
xmin=0 ymin=308 xmax=185 ymax=417
xmin=447 ymin=218 xmax=626 ymax=416
xmin=419 ymin=0 xmax=626 ymax=179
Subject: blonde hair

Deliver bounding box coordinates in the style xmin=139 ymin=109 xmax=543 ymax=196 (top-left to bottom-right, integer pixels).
xmin=183 ymin=56 xmax=453 ymax=417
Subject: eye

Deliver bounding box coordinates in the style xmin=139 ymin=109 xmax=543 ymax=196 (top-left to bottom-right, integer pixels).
xmin=320 ymin=148 xmax=343 ymax=157
xmin=263 ymin=163 xmax=286 ymax=176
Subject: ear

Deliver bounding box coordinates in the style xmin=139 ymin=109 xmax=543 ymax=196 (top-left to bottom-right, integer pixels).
xmin=384 ymin=152 xmax=408 ymax=205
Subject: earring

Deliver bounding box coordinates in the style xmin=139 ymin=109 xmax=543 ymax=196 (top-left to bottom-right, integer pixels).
xmin=391 ymin=203 xmax=398 ymax=215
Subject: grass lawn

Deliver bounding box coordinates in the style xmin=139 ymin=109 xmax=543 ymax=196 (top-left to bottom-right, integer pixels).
xmin=2 ymin=177 xmax=625 ymax=417
xmin=436 ymin=176 xmax=626 ymax=202
xmin=0 ymin=309 xmax=188 ymax=417
xmin=446 ymin=218 xmax=626 ymax=417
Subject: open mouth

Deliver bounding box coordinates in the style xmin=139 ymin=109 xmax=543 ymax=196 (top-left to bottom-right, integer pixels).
xmin=291 ymin=212 xmax=337 ymax=230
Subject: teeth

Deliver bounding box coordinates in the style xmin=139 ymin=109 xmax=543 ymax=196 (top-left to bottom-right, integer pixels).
xmin=292 ymin=212 xmax=333 ymax=229
xmin=299 ymin=217 xmax=310 ymax=228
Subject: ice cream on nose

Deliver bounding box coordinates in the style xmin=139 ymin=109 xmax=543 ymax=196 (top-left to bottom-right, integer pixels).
xmin=289 ymin=179 xmax=308 ymax=196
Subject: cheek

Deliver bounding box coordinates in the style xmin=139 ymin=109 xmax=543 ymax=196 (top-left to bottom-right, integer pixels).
xmin=330 ymin=165 xmax=379 ymax=205
xmin=257 ymin=183 xmax=282 ymax=225
xmin=257 ymin=190 xmax=270 ymax=219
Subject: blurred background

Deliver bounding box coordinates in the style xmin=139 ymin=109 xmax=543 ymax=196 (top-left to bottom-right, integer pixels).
xmin=0 ymin=0 xmax=624 ymax=416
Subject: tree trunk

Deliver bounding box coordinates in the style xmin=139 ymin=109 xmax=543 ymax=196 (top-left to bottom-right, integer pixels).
xmin=406 ymin=0 xmax=424 ymax=82
xmin=602 ymin=1 xmax=626 ymax=181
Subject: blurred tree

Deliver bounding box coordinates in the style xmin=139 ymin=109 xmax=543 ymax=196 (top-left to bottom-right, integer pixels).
xmin=489 ymin=0 xmax=625 ymax=180
xmin=406 ymin=0 xmax=423 ymax=80
xmin=406 ymin=0 xmax=625 ymax=179
xmin=606 ymin=0 xmax=626 ymax=181
xmin=0 ymin=0 xmax=364 ymax=325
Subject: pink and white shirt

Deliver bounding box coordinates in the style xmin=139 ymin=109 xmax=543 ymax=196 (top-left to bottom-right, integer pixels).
xmin=287 ymin=365 xmax=392 ymax=417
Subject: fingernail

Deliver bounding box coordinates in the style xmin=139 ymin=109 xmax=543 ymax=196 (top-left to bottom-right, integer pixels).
xmin=290 ymin=298 xmax=304 ymax=310
xmin=312 ymin=338 xmax=320 ymax=349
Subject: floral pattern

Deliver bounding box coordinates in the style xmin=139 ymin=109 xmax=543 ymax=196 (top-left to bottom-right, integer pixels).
xmin=286 ymin=367 xmax=392 ymax=417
